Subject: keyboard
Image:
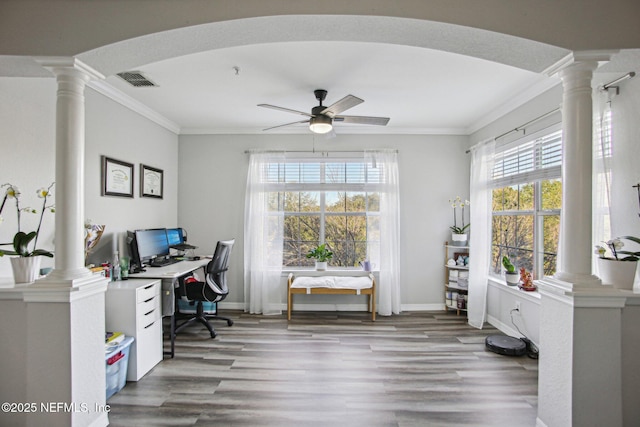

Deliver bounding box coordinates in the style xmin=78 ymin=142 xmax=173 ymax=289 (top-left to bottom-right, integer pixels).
xmin=148 ymin=257 xmax=181 ymax=267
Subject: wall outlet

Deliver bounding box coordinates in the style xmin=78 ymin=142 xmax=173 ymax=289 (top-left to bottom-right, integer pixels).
xmin=514 ymin=301 xmax=521 ymax=312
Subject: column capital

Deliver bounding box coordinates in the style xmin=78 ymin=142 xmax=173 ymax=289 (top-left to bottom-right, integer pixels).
xmin=544 ymin=50 xmax=618 ymax=77
xmin=34 ymin=56 xmax=104 ymax=81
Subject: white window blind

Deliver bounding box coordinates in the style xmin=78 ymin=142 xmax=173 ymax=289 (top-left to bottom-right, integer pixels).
xmin=492 ymin=128 xmax=562 ymax=188
xmin=262 ymin=157 xmax=385 ymax=191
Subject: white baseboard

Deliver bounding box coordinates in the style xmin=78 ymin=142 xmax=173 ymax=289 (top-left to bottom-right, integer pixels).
xmin=487 ymin=314 xmax=521 ymax=337
xmin=219 ymin=302 xmax=446 ymax=312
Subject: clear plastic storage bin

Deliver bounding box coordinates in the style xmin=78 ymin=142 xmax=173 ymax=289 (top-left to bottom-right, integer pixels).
xmin=105 ymin=336 xmax=134 ymax=399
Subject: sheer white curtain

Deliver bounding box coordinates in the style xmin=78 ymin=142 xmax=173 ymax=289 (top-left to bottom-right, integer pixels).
xmin=244 ymin=151 xmax=285 ymax=315
xmin=366 ymin=149 xmax=401 ymax=316
xmin=467 ymin=139 xmax=495 ymax=329
xmin=593 ymin=90 xmax=613 ymax=276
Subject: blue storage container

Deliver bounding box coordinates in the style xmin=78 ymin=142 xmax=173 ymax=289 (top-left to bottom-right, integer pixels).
xmin=105 ymin=336 xmax=134 ymax=399
xmin=177 ymin=299 xmax=216 ymax=314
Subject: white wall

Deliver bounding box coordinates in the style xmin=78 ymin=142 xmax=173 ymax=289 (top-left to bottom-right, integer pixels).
xmin=0 ymin=78 xmax=57 ymax=275
xmin=84 ymin=88 xmax=179 ymax=264
xmin=0 ymin=77 xmax=179 ymax=277
xmin=178 ymin=133 xmax=470 ymax=309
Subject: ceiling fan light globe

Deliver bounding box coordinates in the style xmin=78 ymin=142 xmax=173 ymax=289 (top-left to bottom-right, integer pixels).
xmin=310 ymin=122 xmax=333 ymax=134
xmin=309 ymin=115 xmax=333 ymax=134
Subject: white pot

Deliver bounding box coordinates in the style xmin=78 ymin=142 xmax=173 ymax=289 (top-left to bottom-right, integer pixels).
xmin=451 ymin=233 xmax=468 ymax=246
xmin=315 ymin=261 xmax=327 ymax=271
xmin=597 ymin=257 xmax=638 ymax=290
xmin=504 ymin=271 xmax=520 ymax=286
xmin=10 ymin=257 xmax=42 ymax=284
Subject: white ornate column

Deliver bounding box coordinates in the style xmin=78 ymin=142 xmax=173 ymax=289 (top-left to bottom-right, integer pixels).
xmin=7 ymin=57 xmax=111 ymax=427
xmin=536 ymin=51 xmax=628 ymax=427
xmin=36 ymin=57 xmax=104 ymax=284
xmin=553 ymin=53 xmax=604 ymax=287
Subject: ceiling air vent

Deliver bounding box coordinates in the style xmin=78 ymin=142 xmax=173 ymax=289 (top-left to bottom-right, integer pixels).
xmin=116 ymin=71 xmax=157 ymax=87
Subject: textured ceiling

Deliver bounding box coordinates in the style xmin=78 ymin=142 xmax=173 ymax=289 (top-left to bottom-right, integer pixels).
xmin=78 ymin=16 xmax=570 ymax=135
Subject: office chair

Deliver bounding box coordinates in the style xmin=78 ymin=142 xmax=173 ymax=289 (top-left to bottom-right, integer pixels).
xmin=174 ymin=239 xmax=235 ymax=339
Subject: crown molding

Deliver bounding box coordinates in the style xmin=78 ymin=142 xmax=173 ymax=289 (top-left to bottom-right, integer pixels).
xmin=87 ymin=80 xmax=181 ymax=134
xmin=466 ymin=77 xmax=561 ymax=135
xmin=179 ymin=126 xmax=467 ymax=136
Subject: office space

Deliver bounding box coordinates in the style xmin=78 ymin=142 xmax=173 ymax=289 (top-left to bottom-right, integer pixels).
xmin=1 ymin=1 xmax=640 ymax=426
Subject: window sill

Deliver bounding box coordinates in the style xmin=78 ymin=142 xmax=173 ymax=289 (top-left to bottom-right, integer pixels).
xmin=282 ymin=268 xmax=377 ymax=276
xmin=488 ymin=275 xmax=541 ymax=303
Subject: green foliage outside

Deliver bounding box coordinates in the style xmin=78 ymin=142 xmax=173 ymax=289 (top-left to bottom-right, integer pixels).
xmin=492 ymin=179 xmax=561 ymax=278
xmin=277 ymin=191 xmax=379 ymax=267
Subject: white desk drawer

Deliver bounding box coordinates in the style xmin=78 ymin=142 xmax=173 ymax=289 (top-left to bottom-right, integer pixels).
xmin=136 ymin=282 xmax=159 ymax=303
xmin=137 ymin=295 xmax=160 ymax=323
xmin=129 ymin=317 xmax=162 ymax=381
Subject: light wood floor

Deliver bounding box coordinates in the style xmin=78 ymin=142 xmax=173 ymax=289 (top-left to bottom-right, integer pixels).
xmin=106 ymin=310 xmax=538 ymax=427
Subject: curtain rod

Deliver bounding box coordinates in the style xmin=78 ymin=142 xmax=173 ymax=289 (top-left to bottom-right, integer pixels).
xmin=602 ymin=71 xmax=636 ymax=91
xmin=244 ymin=149 xmax=398 ymax=154
xmin=466 ymin=107 xmax=560 ymax=154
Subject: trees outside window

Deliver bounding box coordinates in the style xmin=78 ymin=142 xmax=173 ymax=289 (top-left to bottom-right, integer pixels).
xmin=265 ymin=159 xmax=381 ymax=268
xmin=490 ymin=128 xmax=562 ymax=279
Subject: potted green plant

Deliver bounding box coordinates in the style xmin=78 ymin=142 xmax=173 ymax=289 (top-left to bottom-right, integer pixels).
xmin=0 ymin=183 xmax=55 ymax=283
xmin=594 ymin=236 xmax=640 ymax=289
xmin=306 ymin=243 xmax=333 ymax=271
xmin=502 ymin=255 xmax=519 ymax=286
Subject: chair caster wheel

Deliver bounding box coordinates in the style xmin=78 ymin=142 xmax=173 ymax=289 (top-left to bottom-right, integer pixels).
xmin=227 ymin=320 xmax=234 ymax=326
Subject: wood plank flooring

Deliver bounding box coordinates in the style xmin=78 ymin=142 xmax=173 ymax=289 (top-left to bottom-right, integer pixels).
xmin=106 ymin=310 xmax=538 ymax=427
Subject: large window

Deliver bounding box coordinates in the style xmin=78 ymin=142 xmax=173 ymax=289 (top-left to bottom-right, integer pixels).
xmin=263 ymin=158 xmax=381 ymax=267
xmin=491 ymin=127 xmax=562 ymax=279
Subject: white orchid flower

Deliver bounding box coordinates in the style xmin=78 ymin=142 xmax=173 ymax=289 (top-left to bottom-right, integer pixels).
xmin=36 ymin=187 xmax=50 ymax=198
xmin=6 ymin=185 xmax=20 ymax=199
xmin=607 ymin=238 xmax=624 ymax=250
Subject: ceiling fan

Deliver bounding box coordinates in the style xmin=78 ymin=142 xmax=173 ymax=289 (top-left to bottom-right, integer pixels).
xmin=258 ymin=89 xmax=390 ymax=134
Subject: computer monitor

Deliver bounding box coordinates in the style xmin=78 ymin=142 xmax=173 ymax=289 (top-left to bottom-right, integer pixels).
xmin=135 ymin=228 xmax=170 ymax=264
xmin=166 ymin=228 xmax=185 ymax=246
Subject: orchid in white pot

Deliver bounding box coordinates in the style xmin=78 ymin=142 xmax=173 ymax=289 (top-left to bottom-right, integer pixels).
xmin=0 ymin=182 xmax=55 ymax=283
xmin=594 ymin=236 xmax=640 ymax=289
xmin=449 ymin=196 xmax=470 ymax=245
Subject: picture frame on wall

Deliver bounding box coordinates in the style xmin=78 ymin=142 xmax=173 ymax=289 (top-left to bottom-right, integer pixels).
xmin=101 ymin=156 xmax=134 ymax=198
xmin=140 ymin=164 xmax=163 ymax=199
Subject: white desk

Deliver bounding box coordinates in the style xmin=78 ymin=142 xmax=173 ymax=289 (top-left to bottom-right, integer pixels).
xmin=129 ymin=258 xmax=210 ymax=357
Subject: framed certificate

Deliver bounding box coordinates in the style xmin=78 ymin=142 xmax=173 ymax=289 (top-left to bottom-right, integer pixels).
xmin=140 ymin=164 xmax=163 ymax=199
xmin=101 ymin=156 xmax=134 ymax=197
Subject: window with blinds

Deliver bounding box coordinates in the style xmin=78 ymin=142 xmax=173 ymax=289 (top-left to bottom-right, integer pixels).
xmin=262 ymin=157 xmax=382 ymax=267
xmin=492 ymin=129 xmax=562 ymax=188
xmin=490 ymin=126 xmax=562 ymax=280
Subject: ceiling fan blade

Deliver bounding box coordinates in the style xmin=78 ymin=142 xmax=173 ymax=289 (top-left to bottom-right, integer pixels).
xmin=334 ymin=115 xmax=390 ymax=126
xmin=263 ymin=119 xmax=310 ymax=131
xmin=320 ymin=95 xmax=364 ymax=117
xmin=258 ymin=104 xmax=314 ymax=118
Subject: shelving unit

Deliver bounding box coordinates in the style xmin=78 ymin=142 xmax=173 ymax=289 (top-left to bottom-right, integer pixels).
xmin=444 ymin=242 xmax=469 ymax=316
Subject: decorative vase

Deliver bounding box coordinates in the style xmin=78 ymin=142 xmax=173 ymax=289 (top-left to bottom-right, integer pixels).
xmin=10 ymin=257 xmax=42 ymax=284
xmin=315 ymin=261 xmax=327 ymax=271
xmin=451 ymin=233 xmax=468 ymax=246
xmin=504 ymin=271 xmax=520 ymax=286
xmin=597 ymin=257 xmax=638 ymax=290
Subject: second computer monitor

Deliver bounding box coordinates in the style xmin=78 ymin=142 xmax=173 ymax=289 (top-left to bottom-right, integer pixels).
xmin=166 ymin=228 xmax=185 ymax=246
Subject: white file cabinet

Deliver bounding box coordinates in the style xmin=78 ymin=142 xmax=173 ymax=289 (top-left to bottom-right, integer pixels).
xmin=105 ymin=279 xmax=163 ymax=381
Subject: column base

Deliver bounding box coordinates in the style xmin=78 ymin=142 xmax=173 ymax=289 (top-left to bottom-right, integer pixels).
xmin=550 ymin=271 xmax=602 ymax=289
